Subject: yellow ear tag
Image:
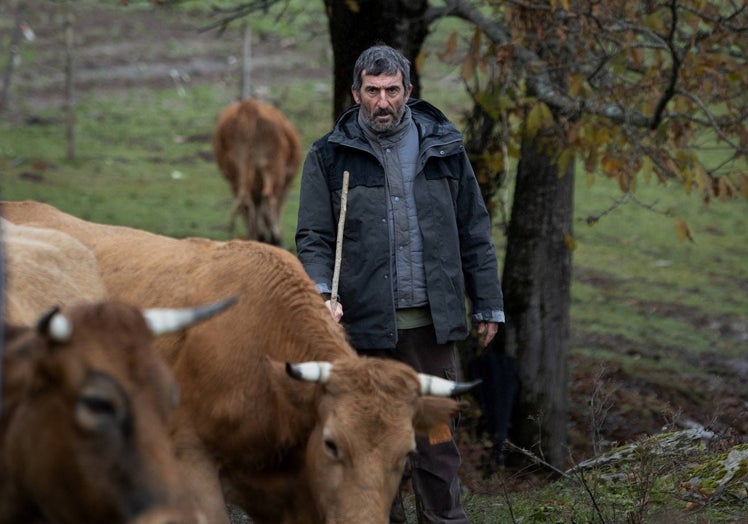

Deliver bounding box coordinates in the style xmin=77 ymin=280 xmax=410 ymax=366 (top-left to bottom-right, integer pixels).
xmin=428 ymin=423 xmax=452 ymax=445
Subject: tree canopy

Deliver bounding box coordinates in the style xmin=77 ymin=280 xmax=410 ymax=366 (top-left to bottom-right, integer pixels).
xmin=436 ymin=0 xmax=746 ymax=467
xmin=443 ymin=0 xmax=746 ymax=209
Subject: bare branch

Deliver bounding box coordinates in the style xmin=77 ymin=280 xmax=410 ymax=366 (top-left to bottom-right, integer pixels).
xmin=650 ymin=0 xmax=683 ymax=129
xmin=436 ymin=0 xmax=745 ymax=141
xmin=676 ymin=90 xmax=745 ymax=152
xmin=435 ymin=0 xmax=585 ymax=118
xmin=199 ymin=0 xmax=278 ymax=34
xmin=582 ymin=191 xmax=674 ymax=227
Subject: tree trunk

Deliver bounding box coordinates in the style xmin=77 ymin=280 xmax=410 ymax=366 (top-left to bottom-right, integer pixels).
xmin=503 ymin=122 xmax=574 ymax=469
xmin=325 ymin=0 xmax=429 ymax=119
xmin=0 ymin=203 xmax=4 ymax=412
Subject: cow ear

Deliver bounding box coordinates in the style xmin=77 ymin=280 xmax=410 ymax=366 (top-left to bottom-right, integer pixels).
xmin=263 ymin=355 xmax=319 ymax=410
xmin=2 ymin=323 xmax=44 ymax=410
xmin=412 ymin=397 xmax=462 ymax=436
xmin=264 ymin=355 xmax=287 ymax=382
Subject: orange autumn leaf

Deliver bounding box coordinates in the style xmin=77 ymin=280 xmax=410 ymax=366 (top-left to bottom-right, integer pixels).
xmin=675 ymin=218 xmax=694 ymax=243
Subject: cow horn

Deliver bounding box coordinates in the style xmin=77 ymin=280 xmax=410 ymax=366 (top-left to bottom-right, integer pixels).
xmin=144 ymin=296 xmax=238 ymax=336
xmin=418 ymin=374 xmax=482 ymax=397
xmin=48 ymin=314 xmax=74 ymax=341
xmin=35 ymin=306 xmax=73 ymax=342
xmin=286 ymin=361 xmax=332 ymax=384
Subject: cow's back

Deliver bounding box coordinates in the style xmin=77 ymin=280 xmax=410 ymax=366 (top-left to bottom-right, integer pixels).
xmin=252 ymin=100 xmax=301 ymax=195
xmin=2 ymin=217 xmax=107 ymax=325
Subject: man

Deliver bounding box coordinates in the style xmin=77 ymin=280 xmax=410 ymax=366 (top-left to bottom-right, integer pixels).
xmin=295 ymin=44 xmax=504 ymax=523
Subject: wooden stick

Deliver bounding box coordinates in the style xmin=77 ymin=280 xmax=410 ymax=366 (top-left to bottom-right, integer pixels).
xmin=330 ymin=170 xmax=350 ymax=311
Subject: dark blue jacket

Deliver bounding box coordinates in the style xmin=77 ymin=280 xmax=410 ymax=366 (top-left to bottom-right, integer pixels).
xmin=295 ymin=99 xmax=504 ymax=349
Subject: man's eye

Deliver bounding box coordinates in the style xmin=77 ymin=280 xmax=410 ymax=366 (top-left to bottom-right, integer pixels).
xmin=365 ymin=87 xmax=400 ymax=97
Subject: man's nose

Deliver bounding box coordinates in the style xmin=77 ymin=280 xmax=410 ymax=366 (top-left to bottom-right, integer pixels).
xmin=375 ymin=89 xmax=389 ymax=105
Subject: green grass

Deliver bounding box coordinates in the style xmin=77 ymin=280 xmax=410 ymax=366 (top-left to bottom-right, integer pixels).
xmin=571 ymin=178 xmax=748 ymax=363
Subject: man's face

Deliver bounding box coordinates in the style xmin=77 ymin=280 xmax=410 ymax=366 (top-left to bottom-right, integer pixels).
xmin=353 ymin=70 xmax=412 ymax=133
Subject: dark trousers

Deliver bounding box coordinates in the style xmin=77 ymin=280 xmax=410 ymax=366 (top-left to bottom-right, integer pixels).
xmin=357 ymin=326 xmax=469 ymax=524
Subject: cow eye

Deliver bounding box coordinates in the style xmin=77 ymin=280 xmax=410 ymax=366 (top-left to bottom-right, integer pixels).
xmin=75 ymin=373 xmax=128 ymax=432
xmin=76 ymin=393 xmax=126 ymax=432
xmin=80 ymin=395 xmax=116 ymax=416
xmin=323 ymin=436 xmax=340 ymax=460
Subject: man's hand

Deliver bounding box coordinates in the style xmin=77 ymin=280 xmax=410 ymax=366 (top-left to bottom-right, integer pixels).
xmin=324 ymin=299 xmax=343 ymax=323
xmin=477 ymin=321 xmax=499 ymax=348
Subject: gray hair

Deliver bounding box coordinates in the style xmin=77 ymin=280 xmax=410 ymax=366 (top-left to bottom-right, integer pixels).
xmin=352 ymin=45 xmax=412 ymax=93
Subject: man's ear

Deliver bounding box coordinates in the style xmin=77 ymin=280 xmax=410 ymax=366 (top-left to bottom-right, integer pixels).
xmin=352 ymin=87 xmax=361 ymax=104
xmin=405 ymin=84 xmax=413 ymax=102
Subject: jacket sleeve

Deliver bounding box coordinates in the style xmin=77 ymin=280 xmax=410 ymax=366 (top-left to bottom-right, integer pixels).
xmin=295 ymin=142 xmax=337 ymax=294
xmin=455 ymin=150 xmax=505 ymax=324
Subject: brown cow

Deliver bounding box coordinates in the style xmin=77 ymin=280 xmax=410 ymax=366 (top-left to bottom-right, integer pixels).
xmin=213 ymin=98 xmax=301 ymax=246
xmin=1 ymin=298 xmax=236 ymax=524
xmin=2 ymin=200 xmax=478 ymax=524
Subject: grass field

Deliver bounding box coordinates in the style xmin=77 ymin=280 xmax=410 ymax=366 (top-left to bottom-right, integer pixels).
xmin=1 ymin=1 xmax=746 ymax=522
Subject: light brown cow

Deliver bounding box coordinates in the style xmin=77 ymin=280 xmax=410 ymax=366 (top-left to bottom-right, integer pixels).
xmin=2 ymin=218 xmax=107 ymax=325
xmin=213 ymin=98 xmax=301 ymax=246
xmin=2 ymin=200 xmax=477 ymax=524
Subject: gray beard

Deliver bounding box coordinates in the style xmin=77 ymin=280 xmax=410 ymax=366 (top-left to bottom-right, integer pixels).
xmin=360 ymin=105 xmax=409 ymax=136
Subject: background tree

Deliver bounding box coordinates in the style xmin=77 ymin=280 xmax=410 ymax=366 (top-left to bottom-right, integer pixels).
xmin=444 ymin=0 xmax=747 ymax=468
